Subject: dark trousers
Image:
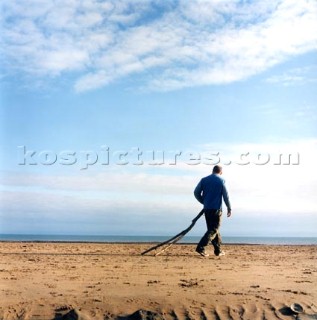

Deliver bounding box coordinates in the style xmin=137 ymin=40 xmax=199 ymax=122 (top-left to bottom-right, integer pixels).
xmin=197 ymin=209 xmax=222 ymax=255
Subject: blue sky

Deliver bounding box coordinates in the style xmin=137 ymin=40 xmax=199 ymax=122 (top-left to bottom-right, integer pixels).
xmin=0 ymin=0 xmax=317 ymax=237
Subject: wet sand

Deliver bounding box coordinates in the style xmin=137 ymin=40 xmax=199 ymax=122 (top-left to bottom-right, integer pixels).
xmin=0 ymin=242 xmax=316 ymax=320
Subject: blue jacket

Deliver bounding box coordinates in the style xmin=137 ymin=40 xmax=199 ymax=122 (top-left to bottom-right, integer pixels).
xmin=194 ymin=174 xmax=231 ymax=210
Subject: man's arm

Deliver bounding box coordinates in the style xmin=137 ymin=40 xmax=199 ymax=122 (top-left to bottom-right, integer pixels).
xmin=222 ymin=182 xmax=232 ymax=217
xmin=194 ymin=180 xmax=204 ymax=204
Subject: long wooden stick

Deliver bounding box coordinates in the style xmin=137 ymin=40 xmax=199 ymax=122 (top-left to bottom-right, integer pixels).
xmin=154 ymin=233 xmax=184 ymax=256
xmin=141 ymin=209 xmax=204 ymax=256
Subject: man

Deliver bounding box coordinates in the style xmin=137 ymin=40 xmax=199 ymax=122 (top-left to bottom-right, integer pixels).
xmin=194 ymin=165 xmax=231 ymax=257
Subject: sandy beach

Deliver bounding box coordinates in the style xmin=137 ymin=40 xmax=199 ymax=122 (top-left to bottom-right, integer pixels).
xmin=0 ymin=242 xmax=316 ymax=320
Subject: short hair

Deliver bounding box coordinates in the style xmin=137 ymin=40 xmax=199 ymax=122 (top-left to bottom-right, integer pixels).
xmin=212 ymin=165 xmax=222 ymax=174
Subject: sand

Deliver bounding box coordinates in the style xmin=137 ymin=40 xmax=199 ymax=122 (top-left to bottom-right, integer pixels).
xmin=0 ymin=242 xmax=316 ymax=320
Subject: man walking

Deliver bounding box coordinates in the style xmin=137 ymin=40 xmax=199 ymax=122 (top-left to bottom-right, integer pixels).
xmin=194 ymin=165 xmax=231 ymax=257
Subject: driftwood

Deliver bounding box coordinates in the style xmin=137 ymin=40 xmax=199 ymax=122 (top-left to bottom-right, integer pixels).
xmin=141 ymin=209 xmax=204 ymax=256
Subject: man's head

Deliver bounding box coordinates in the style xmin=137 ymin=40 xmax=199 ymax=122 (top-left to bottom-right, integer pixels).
xmin=212 ymin=165 xmax=222 ymax=175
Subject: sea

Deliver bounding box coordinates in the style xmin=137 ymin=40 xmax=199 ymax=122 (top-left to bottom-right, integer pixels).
xmin=0 ymin=234 xmax=316 ymax=245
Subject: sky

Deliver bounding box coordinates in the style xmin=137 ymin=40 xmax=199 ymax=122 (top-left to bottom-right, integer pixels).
xmin=0 ymin=0 xmax=317 ymax=237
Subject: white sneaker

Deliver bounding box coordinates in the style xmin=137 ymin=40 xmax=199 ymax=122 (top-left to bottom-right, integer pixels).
xmin=196 ymin=248 xmax=210 ymax=257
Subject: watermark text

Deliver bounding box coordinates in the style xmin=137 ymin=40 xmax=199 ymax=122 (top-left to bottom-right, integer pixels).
xmin=17 ymin=145 xmax=300 ymax=170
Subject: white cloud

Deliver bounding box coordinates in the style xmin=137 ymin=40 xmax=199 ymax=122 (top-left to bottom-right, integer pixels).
xmin=1 ymin=0 xmax=316 ymax=91
xmin=74 ymin=71 xmax=111 ymax=92
xmin=266 ymin=65 xmax=317 ymax=86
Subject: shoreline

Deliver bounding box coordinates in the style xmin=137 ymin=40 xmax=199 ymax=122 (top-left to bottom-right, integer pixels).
xmin=1 ymin=234 xmax=316 ymax=246
xmin=1 ymin=240 xmax=316 ymax=246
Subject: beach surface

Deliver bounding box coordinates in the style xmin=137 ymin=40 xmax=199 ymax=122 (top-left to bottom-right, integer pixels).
xmin=0 ymin=242 xmax=316 ymax=320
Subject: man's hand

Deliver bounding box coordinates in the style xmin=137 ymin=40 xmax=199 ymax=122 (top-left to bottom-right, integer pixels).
xmin=227 ymin=209 xmax=232 ymax=217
